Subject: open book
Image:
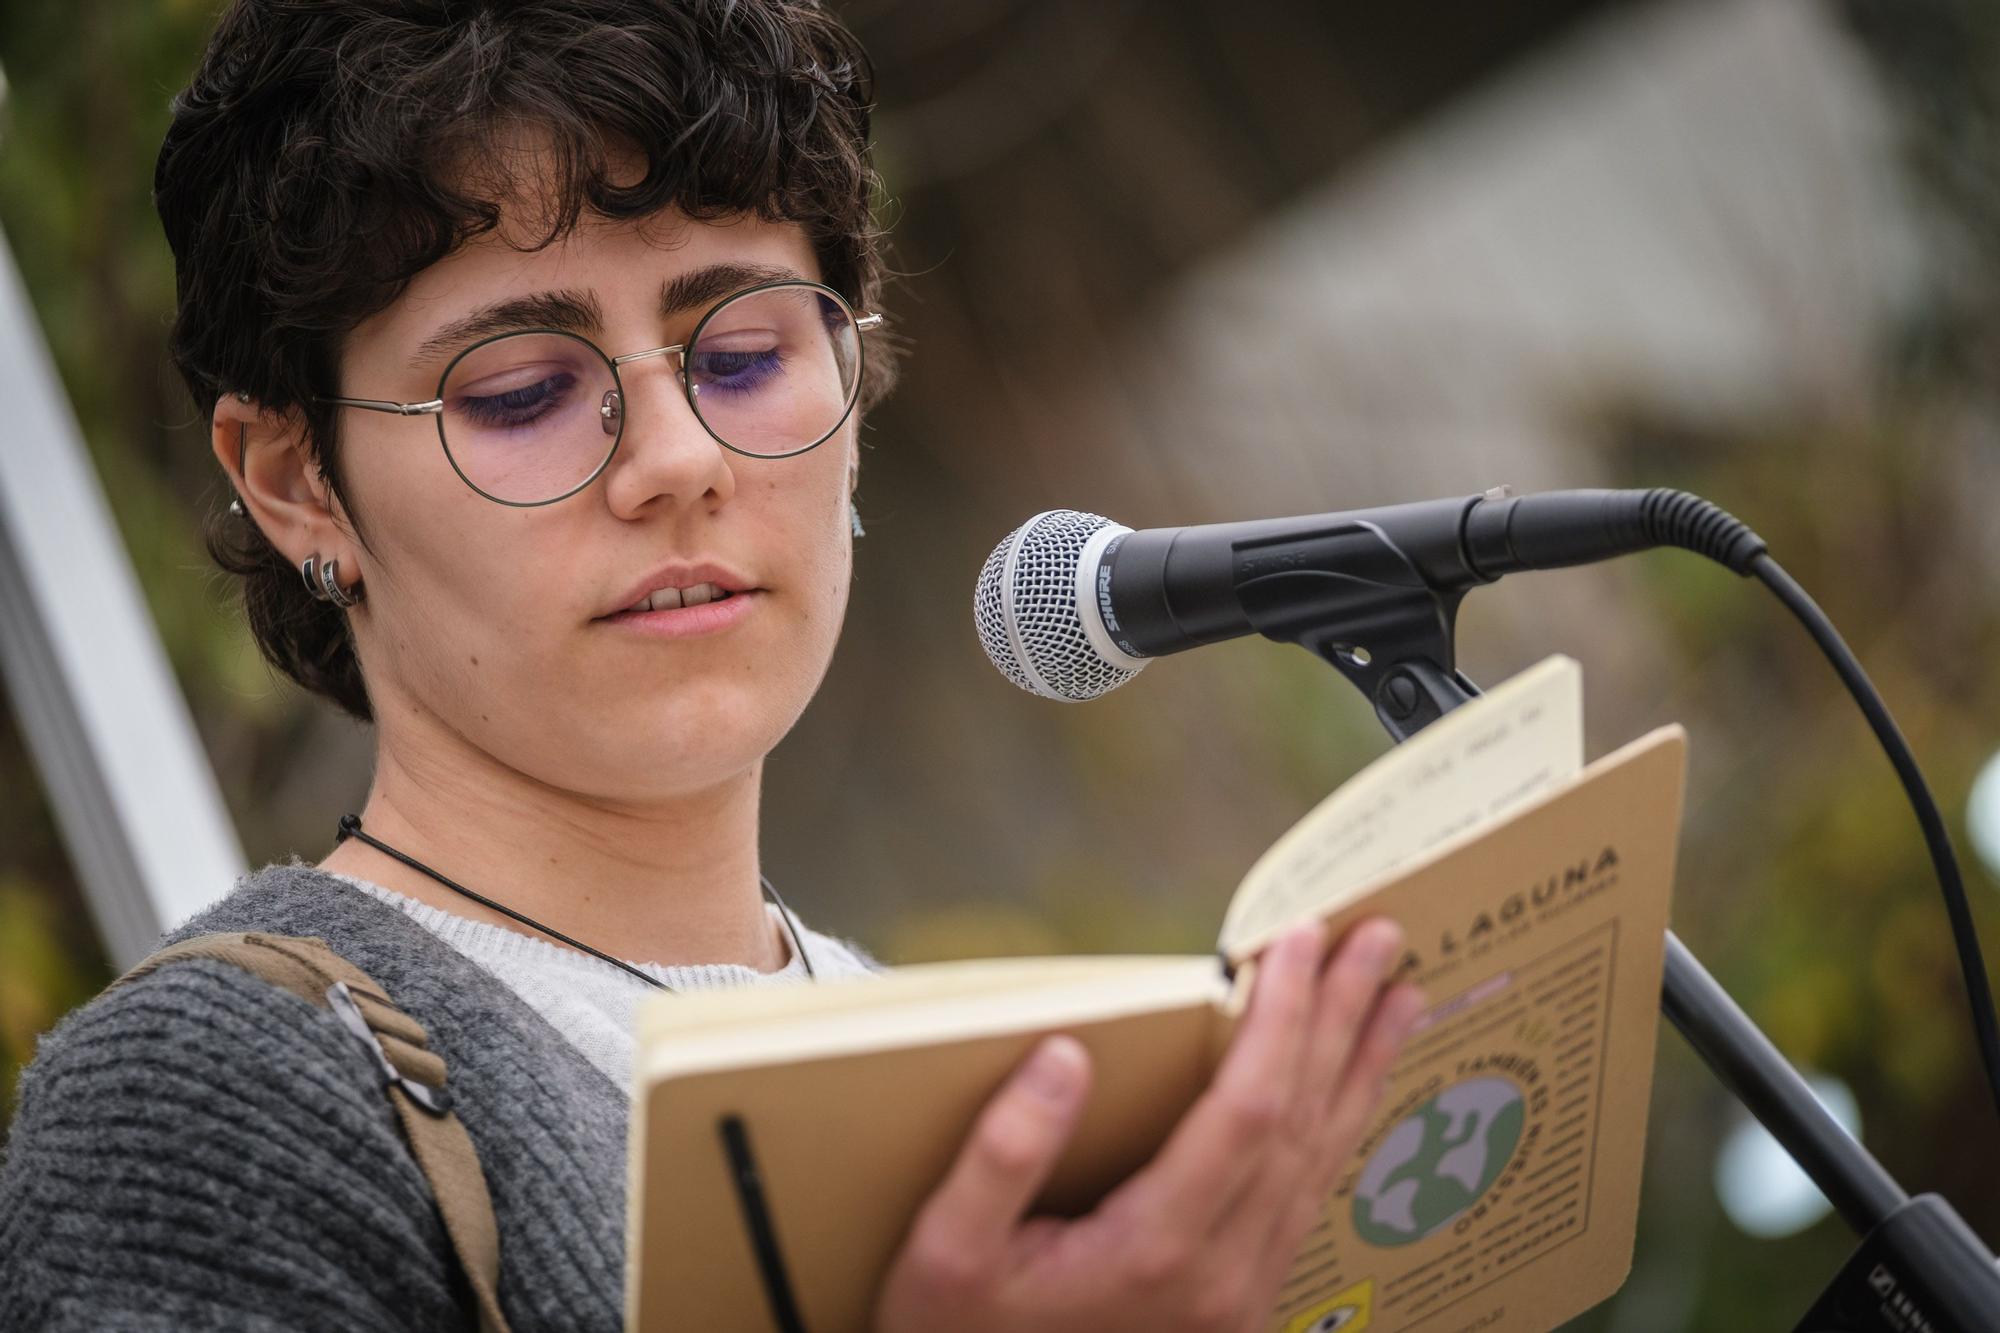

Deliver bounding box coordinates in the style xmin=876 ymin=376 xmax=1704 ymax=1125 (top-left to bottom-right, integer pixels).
xmin=626 ymin=657 xmax=1687 ymax=1333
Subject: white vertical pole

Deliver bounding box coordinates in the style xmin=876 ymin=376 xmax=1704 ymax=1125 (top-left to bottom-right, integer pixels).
xmin=0 ymin=225 xmax=245 ymax=967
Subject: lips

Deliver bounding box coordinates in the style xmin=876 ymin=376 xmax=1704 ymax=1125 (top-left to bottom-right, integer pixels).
xmin=595 ymin=562 xmax=757 ymax=620
xmin=619 ymin=582 xmax=733 ymax=613
xmin=596 ymin=587 xmax=761 ymax=638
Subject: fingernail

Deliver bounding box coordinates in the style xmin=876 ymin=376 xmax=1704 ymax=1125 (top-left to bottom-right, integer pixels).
xmin=1022 ymin=1036 xmax=1086 ymax=1105
xmin=1357 ymin=922 xmax=1403 ymax=975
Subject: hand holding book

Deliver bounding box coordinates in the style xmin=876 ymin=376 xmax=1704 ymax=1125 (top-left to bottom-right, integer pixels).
xmin=874 ymin=918 xmax=1426 ymax=1333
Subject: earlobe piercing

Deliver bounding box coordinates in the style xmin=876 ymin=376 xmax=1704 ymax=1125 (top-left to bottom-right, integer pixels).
xmin=229 ymin=392 xmax=252 ymax=513
xmin=850 ymin=498 xmax=865 ymax=539
xmin=301 ymin=553 xmax=364 ymax=608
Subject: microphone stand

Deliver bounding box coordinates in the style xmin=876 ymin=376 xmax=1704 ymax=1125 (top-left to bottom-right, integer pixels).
xmin=1287 ymin=596 xmax=2000 ymax=1331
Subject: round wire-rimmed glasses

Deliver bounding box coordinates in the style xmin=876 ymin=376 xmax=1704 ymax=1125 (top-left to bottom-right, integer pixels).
xmin=315 ymin=278 xmax=883 ymax=507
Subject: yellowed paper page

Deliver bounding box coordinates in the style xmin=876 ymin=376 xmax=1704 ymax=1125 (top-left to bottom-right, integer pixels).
xmin=1219 ymin=655 xmax=1583 ymax=960
xmin=634 ymin=956 xmax=1225 ymax=1084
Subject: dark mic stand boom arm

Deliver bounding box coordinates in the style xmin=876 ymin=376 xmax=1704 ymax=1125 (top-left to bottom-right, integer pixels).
xmin=1260 ymin=495 xmax=2000 ymax=1332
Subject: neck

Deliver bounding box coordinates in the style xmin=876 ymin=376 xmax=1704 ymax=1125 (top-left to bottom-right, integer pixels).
xmin=318 ymin=728 xmax=785 ymax=972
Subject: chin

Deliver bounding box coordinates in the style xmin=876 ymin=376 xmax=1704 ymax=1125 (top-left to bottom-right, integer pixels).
xmin=563 ymin=700 xmax=795 ymax=792
xmin=520 ymin=639 xmax=833 ymax=784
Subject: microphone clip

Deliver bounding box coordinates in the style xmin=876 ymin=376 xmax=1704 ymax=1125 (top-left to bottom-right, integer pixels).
xmin=1230 ymin=520 xmax=1480 ymax=741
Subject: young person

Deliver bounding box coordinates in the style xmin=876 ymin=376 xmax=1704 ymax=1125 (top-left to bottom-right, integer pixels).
xmin=0 ymin=2 xmax=1424 ymax=1327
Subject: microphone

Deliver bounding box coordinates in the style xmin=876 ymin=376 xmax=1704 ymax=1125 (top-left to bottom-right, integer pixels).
xmin=973 ymin=488 xmax=1766 ymax=704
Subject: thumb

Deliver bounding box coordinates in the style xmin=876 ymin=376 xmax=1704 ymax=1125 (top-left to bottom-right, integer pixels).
xmin=908 ymin=1035 xmax=1093 ymax=1265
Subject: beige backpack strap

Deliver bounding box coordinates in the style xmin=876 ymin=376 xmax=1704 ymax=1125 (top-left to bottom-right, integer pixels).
xmin=111 ymin=933 xmax=513 ymax=1333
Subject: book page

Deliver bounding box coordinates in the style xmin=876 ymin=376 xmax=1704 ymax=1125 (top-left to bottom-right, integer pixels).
xmin=635 ymin=955 xmax=1213 ymax=1044
xmin=634 ymin=955 xmax=1226 ymax=1083
xmin=1218 ymin=655 xmax=1583 ymax=961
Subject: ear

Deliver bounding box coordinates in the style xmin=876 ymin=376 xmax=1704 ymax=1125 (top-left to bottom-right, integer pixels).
xmin=212 ymin=393 xmax=350 ymax=570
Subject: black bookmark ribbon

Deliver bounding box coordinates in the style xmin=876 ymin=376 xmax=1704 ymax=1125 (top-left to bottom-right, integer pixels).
xmin=718 ymin=1114 xmax=808 ymax=1333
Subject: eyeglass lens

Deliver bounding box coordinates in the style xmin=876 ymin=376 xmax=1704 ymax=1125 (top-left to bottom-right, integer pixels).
xmin=437 ymin=284 xmax=862 ymax=504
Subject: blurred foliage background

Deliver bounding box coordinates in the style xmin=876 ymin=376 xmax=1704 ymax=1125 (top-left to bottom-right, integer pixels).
xmin=4 ymin=0 xmax=2000 ymax=1326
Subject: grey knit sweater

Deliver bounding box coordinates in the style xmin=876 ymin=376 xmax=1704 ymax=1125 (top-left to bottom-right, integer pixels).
xmin=0 ymin=859 xmax=829 ymax=1330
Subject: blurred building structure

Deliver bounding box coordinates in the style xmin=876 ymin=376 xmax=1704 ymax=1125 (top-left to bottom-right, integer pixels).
xmin=1135 ymin=0 xmax=1926 ymax=675
xmin=1142 ymin=0 xmax=1922 ymax=516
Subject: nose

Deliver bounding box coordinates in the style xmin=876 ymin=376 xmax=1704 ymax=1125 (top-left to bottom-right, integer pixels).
xmin=597 ymin=355 xmax=736 ymax=517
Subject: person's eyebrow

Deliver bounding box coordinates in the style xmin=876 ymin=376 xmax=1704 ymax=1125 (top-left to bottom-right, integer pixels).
xmin=658 ymin=261 xmax=808 ymax=319
xmin=409 ymin=262 xmax=809 ymax=373
xmin=411 ymin=289 xmax=603 ymax=371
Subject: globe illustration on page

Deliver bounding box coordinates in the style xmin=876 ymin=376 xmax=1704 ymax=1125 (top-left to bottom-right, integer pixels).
xmin=1352 ymin=1076 xmax=1526 ymax=1247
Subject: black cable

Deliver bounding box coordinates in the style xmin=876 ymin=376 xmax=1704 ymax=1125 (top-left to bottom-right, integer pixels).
xmin=1609 ymin=487 xmax=2000 ymax=1123
xmin=1745 ymin=555 xmax=2000 ymax=1125
xmin=757 ymin=873 xmax=817 ymax=981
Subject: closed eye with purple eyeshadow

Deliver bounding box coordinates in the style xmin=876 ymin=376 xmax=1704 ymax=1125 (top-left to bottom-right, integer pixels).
xmin=457 ymin=371 xmax=581 ymax=429
xmin=688 ymin=347 xmax=787 ymax=396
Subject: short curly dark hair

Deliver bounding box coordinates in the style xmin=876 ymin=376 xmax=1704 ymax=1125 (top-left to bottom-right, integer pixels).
xmin=158 ymin=0 xmax=897 ymax=723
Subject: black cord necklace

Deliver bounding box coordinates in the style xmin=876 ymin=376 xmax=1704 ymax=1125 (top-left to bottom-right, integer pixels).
xmin=334 ymin=813 xmax=816 ymax=990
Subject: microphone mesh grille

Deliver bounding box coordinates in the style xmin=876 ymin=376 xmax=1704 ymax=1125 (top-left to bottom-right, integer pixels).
xmin=974 ymin=510 xmax=1144 ymax=702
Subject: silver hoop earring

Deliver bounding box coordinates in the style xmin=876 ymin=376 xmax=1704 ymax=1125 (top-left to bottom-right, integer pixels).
xmin=850 ymin=498 xmax=865 ymax=539
xmin=319 ymin=556 xmax=363 ymax=608
xmin=302 ymin=554 xmax=329 ymax=601
xmin=302 ymin=553 xmax=363 ymax=607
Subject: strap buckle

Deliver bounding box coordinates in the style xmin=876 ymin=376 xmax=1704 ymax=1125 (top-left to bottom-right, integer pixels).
xmin=326 ymin=980 xmax=455 ymax=1116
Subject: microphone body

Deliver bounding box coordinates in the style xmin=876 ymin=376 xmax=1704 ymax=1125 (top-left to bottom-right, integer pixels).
xmin=1096 ymin=495 xmax=1481 ymax=661
xmin=976 ymin=488 xmax=1765 ymax=713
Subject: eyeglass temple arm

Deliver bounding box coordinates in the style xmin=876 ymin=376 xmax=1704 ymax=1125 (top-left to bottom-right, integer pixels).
xmin=318 ymin=395 xmax=445 ymax=417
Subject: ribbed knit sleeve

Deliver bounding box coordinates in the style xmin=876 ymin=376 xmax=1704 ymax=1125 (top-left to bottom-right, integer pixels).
xmin=0 ymin=959 xmax=467 ymax=1331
